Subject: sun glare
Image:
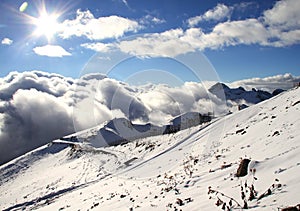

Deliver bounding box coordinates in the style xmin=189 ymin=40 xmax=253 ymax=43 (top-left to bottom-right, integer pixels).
xmin=33 ymin=12 xmax=59 ymax=41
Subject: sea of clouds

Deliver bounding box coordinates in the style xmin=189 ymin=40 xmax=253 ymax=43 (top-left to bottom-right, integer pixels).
xmin=0 ymin=71 xmax=299 ymax=165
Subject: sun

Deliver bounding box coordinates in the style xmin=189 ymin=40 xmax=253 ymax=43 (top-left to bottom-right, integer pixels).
xmin=20 ymin=1 xmax=69 ymax=42
xmin=33 ymin=12 xmax=59 ymax=41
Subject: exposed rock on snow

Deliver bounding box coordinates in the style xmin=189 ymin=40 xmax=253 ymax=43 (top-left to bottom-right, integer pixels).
xmin=236 ymin=158 xmax=251 ymax=177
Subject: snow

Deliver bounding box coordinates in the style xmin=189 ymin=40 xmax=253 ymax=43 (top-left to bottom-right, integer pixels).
xmin=0 ymin=87 xmax=299 ymax=211
xmin=58 ymin=112 xmax=211 ymax=149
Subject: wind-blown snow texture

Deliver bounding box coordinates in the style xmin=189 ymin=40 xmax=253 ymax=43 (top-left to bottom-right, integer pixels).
xmin=1 ymin=71 xmax=297 ymax=165
xmin=0 ymin=86 xmax=299 ymax=210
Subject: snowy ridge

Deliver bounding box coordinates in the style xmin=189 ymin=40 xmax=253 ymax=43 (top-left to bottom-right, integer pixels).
xmin=57 ymin=112 xmax=212 ymax=148
xmin=0 ymin=87 xmax=299 ymax=210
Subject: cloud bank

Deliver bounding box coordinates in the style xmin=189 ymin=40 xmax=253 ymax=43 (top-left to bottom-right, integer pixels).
xmin=0 ymin=71 xmax=75 ymax=165
xmin=228 ymin=73 xmax=300 ymax=93
xmin=0 ymin=71 xmax=298 ymax=165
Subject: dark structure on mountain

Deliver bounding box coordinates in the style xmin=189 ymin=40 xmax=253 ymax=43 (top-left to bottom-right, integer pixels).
xmin=163 ymin=112 xmax=212 ymax=134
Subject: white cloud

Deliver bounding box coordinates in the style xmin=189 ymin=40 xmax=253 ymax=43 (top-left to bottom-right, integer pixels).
xmin=81 ymin=42 xmax=115 ymax=52
xmin=262 ymin=0 xmax=300 ymax=47
xmin=187 ymin=16 xmax=203 ymax=28
xmin=152 ymin=17 xmax=166 ymax=24
xmin=275 ymin=29 xmax=300 ymax=46
xmin=33 ymin=45 xmax=71 ymax=57
xmin=188 ymin=4 xmax=232 ymax=27
xmin=140 ymin=14 xmax=166 ymax=26
xmin=115 ymin=19 xmax=269 ymax=57
xmin=1 ymin=37 xmax=13 ymax=45
xmin=59 ymin=10 xmax=140 ymax=40
xmin=117 ymin=29 xmax=192 ymax=57
xmin=206 ymin=19 xmax=269 ymax=47
xmin=263 ymin=0 xmax=300 ymax=30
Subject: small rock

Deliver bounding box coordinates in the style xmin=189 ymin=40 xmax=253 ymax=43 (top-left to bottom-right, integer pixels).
xmin=272 ymin=131 xmax=280 ymax=136
xmin=236 ymin=128 xmax=245 ymax=134
xmin=176 ymin=198 xmax=184 ymax=206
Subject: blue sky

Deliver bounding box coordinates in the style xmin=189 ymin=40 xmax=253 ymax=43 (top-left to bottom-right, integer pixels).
xmin=0 ymin=0 xmax=299 ymax=83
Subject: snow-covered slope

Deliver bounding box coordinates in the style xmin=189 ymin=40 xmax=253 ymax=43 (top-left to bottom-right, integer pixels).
xmin=0 ymin=87 xmax=299 ymax=211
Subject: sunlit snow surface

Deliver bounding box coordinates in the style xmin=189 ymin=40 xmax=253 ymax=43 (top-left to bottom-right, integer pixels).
xmin=0 ymin=87 xmax=299 ymax=210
